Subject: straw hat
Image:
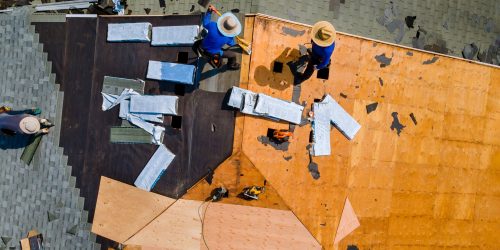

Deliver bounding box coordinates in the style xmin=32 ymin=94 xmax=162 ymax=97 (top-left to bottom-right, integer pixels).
xmin=19 ymin=116 xmax=40 ymax=134
xmin=311 ymin=21 xmax=336 ymax=47
xmin=217 ymin=12 xmax=242 ymax=37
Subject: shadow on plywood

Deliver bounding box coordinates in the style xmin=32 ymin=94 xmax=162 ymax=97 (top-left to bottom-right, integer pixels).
xmin=182 ymin=151 xmax=290 ymax=210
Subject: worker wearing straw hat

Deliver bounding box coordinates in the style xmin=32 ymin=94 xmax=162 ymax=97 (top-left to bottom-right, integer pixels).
xmin=0 ymin=113 xmax=53 ymax=136
xmin=200 ymin=5 xmax=242 ymax=70
xmin=300 ymin=21 xmax=336 ymax=81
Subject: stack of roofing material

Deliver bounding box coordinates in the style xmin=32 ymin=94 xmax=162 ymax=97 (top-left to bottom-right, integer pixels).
xmin=129 ymin=95 xmax=178 ymax=115
xmin=107 ymin=22 xmax=152 ymax=42
xmin=312 ymin=95 xmax=361 ymax=156
xmin=101 ymin=88 xmax=178 ymax=145
xmin=228 ymin=86 xmax=304 ymax=124
xmin=134 ymin=144 xmax=176 ymax=191
xmin=151 ymin=25 xmax=199 ymax=46
xmin=146 ymin=60 xmax=196 ymax=85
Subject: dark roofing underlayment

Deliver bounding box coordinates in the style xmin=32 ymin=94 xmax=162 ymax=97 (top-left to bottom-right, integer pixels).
xmin=33 ymin=14 xmax=236 ymax=248
xmin=0 ymin=8 xmax=98 ymax=249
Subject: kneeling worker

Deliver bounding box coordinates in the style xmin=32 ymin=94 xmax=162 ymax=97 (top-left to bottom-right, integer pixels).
xmin=0 ymin=106 xmax=53 ymax=136
xmin=201 ymin=5 xmax=242 ymax=70
xmin=300 ymin=21 xmax=336 ymax=81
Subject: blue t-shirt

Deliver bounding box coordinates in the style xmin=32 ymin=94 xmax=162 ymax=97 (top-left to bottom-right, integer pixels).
xmin=311 ymin=41 xmax=335 ymax=69
xmin=201 ymin=12 xmax=236 ymax=55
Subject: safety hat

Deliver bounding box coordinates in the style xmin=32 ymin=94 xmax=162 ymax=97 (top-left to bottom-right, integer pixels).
xmin=19 ymin=116 xmax=40 ymax=134
xmin=217 ymin=12 xmax=242 ymax=37
xmin=311 ymin=21 xmax=336 ymax=47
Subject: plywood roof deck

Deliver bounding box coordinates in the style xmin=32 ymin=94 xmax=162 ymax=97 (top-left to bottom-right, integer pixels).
xmin=226 ymin=14 xmax=500 ymax=249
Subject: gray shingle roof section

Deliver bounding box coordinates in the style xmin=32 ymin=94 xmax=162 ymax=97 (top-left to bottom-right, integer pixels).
xmin=122 ymin=0 xmax=500 ymax=65
xmin=0 ymin=7 xmax=98 ymax=249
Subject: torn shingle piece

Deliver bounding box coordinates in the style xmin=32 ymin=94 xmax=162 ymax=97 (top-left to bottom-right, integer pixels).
xmin=107 ymin=22 xmax=152 ymax=42
xmin=254 ymin=93 xmax=304 ymax=124
xmin=101 ymin=88 xmax=140 ymax=111
xmin=322 ymin=95 xmax=361 ymax=140
xmin=129 ymin=95 xmax=178 ymax=115
xmin=134 ymin=144 xmax=175 ymax=191
xmin=146 ymin=60 xmax=196 ymax=85
xmin=127 ymin=115 xmax=165 ymax=145
xmin=151 ymin=25 xmax=199 ymax=46
xmin=101 ymin=92 xmax=119 ymax=111
xmin=366 ymin=102 xmax=378 ymax=114
xmin=119 ymin=99 xmax=163 ymax=123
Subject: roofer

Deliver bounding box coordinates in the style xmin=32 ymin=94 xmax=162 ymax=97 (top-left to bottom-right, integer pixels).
xmin=200 ymin=5 xmax=242 ymax=70
xmin=299 ymin=21 xmax=336 ymax=81
xmin=0 ymin=107 xmax=53 ymax=136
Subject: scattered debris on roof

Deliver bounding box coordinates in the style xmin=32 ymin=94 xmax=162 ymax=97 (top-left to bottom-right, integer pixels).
xmin=390 ymin=111 xmax=405 ymax=136
xmin=366 ymin=102 xmax=378 ymax=114
xmin=409 ymin=112 xmax=418 ymax=125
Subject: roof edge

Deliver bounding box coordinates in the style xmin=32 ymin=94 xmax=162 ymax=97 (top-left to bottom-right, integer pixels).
xmin=246 ymin=13 xmax=500 ymax=69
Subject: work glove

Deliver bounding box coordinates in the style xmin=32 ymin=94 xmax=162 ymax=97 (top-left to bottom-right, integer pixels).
xmin=207 ymin=5 xmax=215 ymax=13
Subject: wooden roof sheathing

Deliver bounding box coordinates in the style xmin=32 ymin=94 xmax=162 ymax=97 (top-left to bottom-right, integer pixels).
xmin=201 ymin=202 xmax=321 ymax=250
xmin=183 ymin=152 xmax=290 ymax=210
xmin=234 ymin=14 xmax=500 ymax=249
xmin=91 ymin=177 xmax=176 ymax=243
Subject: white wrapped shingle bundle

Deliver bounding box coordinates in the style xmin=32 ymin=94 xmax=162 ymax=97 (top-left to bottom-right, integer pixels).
xmin=227 ymin=87 xmax=304 ymax=124
xmin=146 ymin=60 xmax=196 ymax=85
xmin=151 ymin=25 xmax=199 ymax=46
xmin=107 ymin=22 xmax=152 ymax=42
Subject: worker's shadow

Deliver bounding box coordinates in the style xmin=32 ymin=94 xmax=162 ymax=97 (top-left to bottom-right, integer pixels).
xmin=0 ymin=133 xmax=32 ymax=150
xmin=253 ymin=47 xmax=303 ymax=91
xmin=196 ymin=47 xmax=243 ymax=81
xmin=197 ymin=57 xmax=228 ymax=81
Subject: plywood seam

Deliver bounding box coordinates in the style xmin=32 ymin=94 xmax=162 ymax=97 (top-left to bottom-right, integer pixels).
xmin=233 ymin=16 xmax=255 ymax=154
xmin=122 ymin=199 xmax=180 ymax=243
xmin=240 ymin=151 xmax=323 ymax=247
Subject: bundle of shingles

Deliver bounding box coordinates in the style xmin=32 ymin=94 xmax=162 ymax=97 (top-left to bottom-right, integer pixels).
xmin=103 ymin=23 xmax=201 ymax=192
xmin=311 ymin=95 xmax=361 ymax=156
xmin=227 ymin=86 xmax=304 ymax=124
xmin=107 ymin=22 xmax=199 ymax=46
xmin=102 ymin=88 xmax=178 ymax=145
xmin=101 ymin=87 xmax=178 ymax=191
xmin=228 ymin=87 xmax=361 ymax=157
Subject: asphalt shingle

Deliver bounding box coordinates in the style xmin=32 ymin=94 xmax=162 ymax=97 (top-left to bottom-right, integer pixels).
xmin=0 ymin=7 xmax=98 ymax=249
